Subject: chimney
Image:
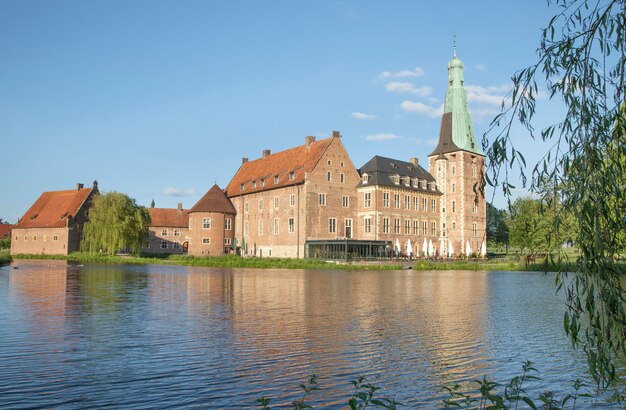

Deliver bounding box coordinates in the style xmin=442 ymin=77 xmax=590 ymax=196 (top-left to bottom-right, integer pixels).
xmin=242 ymin=157 xmax=249 ymax=165
xmin=76 ymin=183 xmax=84 ymax=191
xmin=332 ymin=130 xmax=341 ymax=138
xmin=177 ymin=202 xmax=183 ymax=211
xmin=409 ymin=157 xmax=419 ymax=166
xmin=305 ymin=135 xmax=316 ymax=147
xmin=262 ymin=149 xmax=271 ymax=158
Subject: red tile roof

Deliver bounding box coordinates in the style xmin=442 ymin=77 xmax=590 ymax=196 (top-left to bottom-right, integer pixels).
xmin=0 ymin=224 xmax=12 ymax=238
xmin=225 ymin=137 xmax=334 ymax=197
xmin=15 ymin=188 xmax=95 ymax=229
xmin=190 ymin=184 xmax=236 ymax=214
xmin=148 ymin=208 xmax=189 ymax=228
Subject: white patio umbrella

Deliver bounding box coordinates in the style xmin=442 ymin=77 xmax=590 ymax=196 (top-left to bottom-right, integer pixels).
xmin=428 ymin=239 xmax=434 ymax=256
xmin=480 ymin=241 xmax=487 ymax=257
xmin=422 ymin=238 xmax=428 ymax=256
xmin=448 ymin=240 xmax=454 ymax=257
xmin=466 ymin=240 xmax=472 ymax=256
xmin=395 ymin=238 xmax=401 ymax=256
xmin=407 ymin=239 xmax=413 ymax=257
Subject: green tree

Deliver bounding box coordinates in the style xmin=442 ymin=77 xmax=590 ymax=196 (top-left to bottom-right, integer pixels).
xmin=486 ymin=202 xmax=509 ymax=249
xmin=82 ymin=192 xmax=151 ymax=255
xmin=484 ymin=0 xmax=626 ymax=387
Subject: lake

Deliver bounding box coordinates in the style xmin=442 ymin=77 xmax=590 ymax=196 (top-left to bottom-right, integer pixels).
xmin=0 ymin=260 xmax=616 ymax=408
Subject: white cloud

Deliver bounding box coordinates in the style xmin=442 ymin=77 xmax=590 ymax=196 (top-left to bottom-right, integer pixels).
xmin=400 ymin=101 xmax=444 ymax=118
xmin=475 ymin=63 xmax=486 ymax=71
xmin=377 ymin=67 xmax=425 ymax=80
xmin=464 ymin=84 xmax=510 ymax=107
xmin=470 ymin=107 xmax=501 ymax=122
xmin=365 ymin=133 xmax=401 ymax=141
xmin=163 ymin=187 xmax=197 ymax=197
xmin=351 ymin=112 xmax=376 ymax=120
xmin=385 ymin=82 xmax=432 ymax=96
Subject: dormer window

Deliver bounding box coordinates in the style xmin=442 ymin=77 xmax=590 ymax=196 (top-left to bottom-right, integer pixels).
xmin=392 ymin=174 xmax=400 ymax=185
xmin=403 ymin=177 xmax=410 ymax=186
xmin=362 ymin=173 xmax=369 ymax=184
xmin=260 ymin=179 xmax=265 ymax=187
xmin=240 ymin=183 xmax=245 ymax=191
xmin=274 ymin=176 xmax=279 ymax=184
xmin=289 ymin=172 xmax=295 ymax=181
xmin=252 ymin=181 xmax=257 ymax=188
xmin=412 ymin=178 xmax=419 ymax=187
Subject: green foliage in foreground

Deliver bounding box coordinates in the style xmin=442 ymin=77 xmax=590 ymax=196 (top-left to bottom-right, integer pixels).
xmin=0 ymin=238 xmax=10 ymax=250
xmin=0 ymin=249 xmax=11 ymax=266
xmin=256 ymin=363 xmax=614 ymax=409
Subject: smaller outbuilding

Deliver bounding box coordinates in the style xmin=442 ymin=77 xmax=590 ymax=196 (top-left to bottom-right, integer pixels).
xmin=11 ymin=182 xmax=99 ymax=255
xmin=188 ymin=184 xmax=236 ymax=256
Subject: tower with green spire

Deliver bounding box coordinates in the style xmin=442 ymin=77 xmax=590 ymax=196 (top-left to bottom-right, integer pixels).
xmin=428 ymin=49 xmax=487 ymax=257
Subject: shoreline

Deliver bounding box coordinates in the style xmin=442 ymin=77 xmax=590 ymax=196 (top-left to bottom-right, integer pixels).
xmin=1 ymin=251 xmax=542 ymax=271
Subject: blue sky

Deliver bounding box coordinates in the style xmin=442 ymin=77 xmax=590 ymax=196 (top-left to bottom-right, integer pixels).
xmin=1 ymin=1 xmax=558 ymax=222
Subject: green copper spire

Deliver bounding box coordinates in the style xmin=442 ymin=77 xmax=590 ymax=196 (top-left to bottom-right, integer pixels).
xmin=441 ymin=50 xmax=483 ymax=155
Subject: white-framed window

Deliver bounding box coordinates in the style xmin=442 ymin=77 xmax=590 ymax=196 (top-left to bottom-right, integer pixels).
xmin=412 ymin=178 xmax=419 ymax=188
xmin=161 ymin=228 xmax=168 ymax=236
xmin=394 ymin=219 xmax=400 ymax=234
xmin=32 ymin=235 xmax=37 ymax=242
xmin=452 ymin=201 xmax=456 ymax=213
xmin=225 ymin=218 xmax=232 ymax=230
xmin=289 ymin=172 xmax=295 ymax=180
xmin=244 ymin=221 xmax=249 ymax=235
xmin=473 ymin=222 xmax=478 ymax=237
xmin=161 ymin=241 xmax=168 ymax=249
xmin=405 ymin=220 xmax=410 ymax=235
xmin=452 ymin=221 xmax=456 ymax=230
xmin=274 ymin=175 xmax=279 ymax=184
xmin=260 ymin=179 xmax=265 ymax=187
xmin=422 ymin=198 xmax=427 ymax=211
xmin=383 ymin=218 xmax=390 ymax=234
xmin=345 ymin=218 xmax=352 ymax=238
xmin=431 ymin=222 xmax=436 ymax=236
xmin=473 ymin=202 xmax=478 ymax=214
xmin=392 ymin=174 xmax=400 ymax=184
xmin=274 ymin=196 xmax=279 ymax=208
xmin=240 ymin=183 xmax=245 ymax=191
xmin=422 ymin=221 xmax=427 ymax=235
xmin=327 ymin=171 xmax=332 ymax=182
xmin=288 ymin=217 xmax=295 ymax=233
xmin=364 ymin=217 xmax=372 ymax=233
xmin=258 ymin=220 xmax=264 ymax=235
xmin=364 ymin=192 xmax=371 ymax=208
xmin=273 ymin=218 xmax=279 ymax=234
xmin=452 ymin=183 xmax=456 ymax=193
xmin=404 ymin=195 xmax=410 ymax=209
xmin=290 ymin=194 xmax=295 ymax=206
xmin=383 ymin=192 xmax=390 ymax=207
xmin=318 ymin=193 xmax=326 ymax=206
xmin=329 ymin=218 xmax=337 ymax=233
xmin=342 ymin=196 xmax=349 ymax=208
xmin=171 ymin=229 xmax=179 ymax=237
xmin=53 ymin=235 xmax=59 ymax=242
xmin=340 ymin=173 xmax=345 ymax=183
xmin=224 ymin=238 xmax=232 ymax=245
xmin=202 ymin=237 xmax=210 ymax=244
xmin=413 ymin=220 xmax=419 ymax=235
xmin=452 ymin=166 xmax=456 ymax=176
xmin=394 ymin=194 xmax=400 ymax=208
xmin=340 ymin=161 xmax=344 ymax=167
xmin=252 ymin=181 xmax=257 ymax=188
xmin=189 ymin=218 xmax=193 ymax=230
xmin=431 ymin=199 xmax=436 ymax=212
xmin=362 ymin=173 xmax=369 ymax=184
xmin=327 ymin=160 xmax=332 ymax=165
xmin=413 ymin=196 xmax=419 ymax=210
xmin=203 ymin=218 xmax=211 ymax=229
xmin=258 ymin=199 xmax=264 ymax=210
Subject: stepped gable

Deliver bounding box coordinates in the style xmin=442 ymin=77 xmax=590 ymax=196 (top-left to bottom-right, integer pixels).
xmin=358 ymin=156 xmax=440 ymax=193
xmin=148 ymin=208 xmax=188 ymax=227
xmin=15 ymin=187 xmax=94 ymax=229
xmin=190 ymin=184 xmax=236 ymax=214
xmin=225 ymin=136 xmax=333 ymax=197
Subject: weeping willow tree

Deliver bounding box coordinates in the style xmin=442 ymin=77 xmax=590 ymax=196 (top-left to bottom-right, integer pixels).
xmin=82 ymin=192 xmax=151 ymax=255
xmin=483 ymin=0 xmax=626 ymax=389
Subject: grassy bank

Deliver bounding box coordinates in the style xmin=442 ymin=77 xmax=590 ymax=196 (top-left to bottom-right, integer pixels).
xmin=0 ymin=249 xmax=11 ymax=266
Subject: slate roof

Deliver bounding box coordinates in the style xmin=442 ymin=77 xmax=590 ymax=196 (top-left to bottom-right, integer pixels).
xmin=429 ymin=112 xmax=463 ymax=156
xmin=225 ymin=137 xmax=334 ymax=197
xmin=357 ymin=156 xmax=442 ymax=194
xmin=14 ymin=187 xmax=95 ymax=229
xmin=148 ymin=208 xmax=189 ymax=228
xmin=190 ymin=184 xmax=236 ymax=214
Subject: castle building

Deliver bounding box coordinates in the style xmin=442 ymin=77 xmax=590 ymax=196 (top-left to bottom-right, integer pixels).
xmin=11 ymin=182 xmax=99 ymax=255
xmin=427 ymin=52 xmax=486 ymax=256
xmin=187 ymin=184 xmax=236 ymax=256
xmin=146 ymin=203 xmax=190 ymax=254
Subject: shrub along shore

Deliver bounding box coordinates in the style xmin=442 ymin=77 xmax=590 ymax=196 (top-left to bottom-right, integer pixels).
xmin=0 ymin=250 xmax=581 ymax=271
